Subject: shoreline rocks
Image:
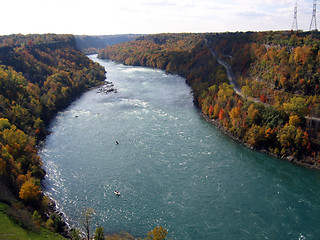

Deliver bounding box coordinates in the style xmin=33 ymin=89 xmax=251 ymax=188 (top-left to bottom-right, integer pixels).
xmin=97 ymin=81 xmax=118 ymax=94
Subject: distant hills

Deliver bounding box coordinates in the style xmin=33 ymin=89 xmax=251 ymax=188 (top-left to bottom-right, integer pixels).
xmin=75 ymin=34 xmax=143 ymax=54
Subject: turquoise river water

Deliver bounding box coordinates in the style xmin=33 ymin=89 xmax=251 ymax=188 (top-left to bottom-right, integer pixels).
xmin=40 ymin=55 xmax=320 ymax=239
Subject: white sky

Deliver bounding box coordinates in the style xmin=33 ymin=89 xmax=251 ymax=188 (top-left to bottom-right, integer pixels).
xmin=0 ymin=0 xmax=317 ymax=35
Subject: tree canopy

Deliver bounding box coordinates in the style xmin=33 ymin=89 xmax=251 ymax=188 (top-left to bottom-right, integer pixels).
xmin=0 ymin=33 xmax=105 ymax=234
xmin=99 ymin=31 xmax=320 ymax=167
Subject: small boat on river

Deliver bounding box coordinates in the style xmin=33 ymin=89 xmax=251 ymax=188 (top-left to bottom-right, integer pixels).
xmin=114 ymin=190 xmax=120 ymax=196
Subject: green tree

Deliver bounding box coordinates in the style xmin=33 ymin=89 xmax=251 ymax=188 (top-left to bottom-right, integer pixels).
xmin=71 ymin=228 xmax=81 ymax=240
xmin=50 ymin=213 xmax=65 ymax=233
xmin=94 ymin=226 xmax=104 ymax=240
xmin=46 ymin=218 xmax=54 ymax=230
xmin=32 ymin=210 xmax=41 ymax=227
xmin=245 ymin=124 xmax=265 ymax=147
xmin=0 ymin=118 xmax=11 ymax=130
xmin=277 ymin=124 xmax=297 ymax=155
xmin=283 ymin=96 xmax=309 ymax=118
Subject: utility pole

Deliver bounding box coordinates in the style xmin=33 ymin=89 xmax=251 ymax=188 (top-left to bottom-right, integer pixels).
xmin=310 ymin=0 xmax=317 ymax=31
xmin=292 ymin=1 xmax=298 ymax=31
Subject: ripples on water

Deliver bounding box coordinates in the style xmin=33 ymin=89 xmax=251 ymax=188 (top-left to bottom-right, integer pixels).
xmin=40 ymin=55 xmax=320 ymax=240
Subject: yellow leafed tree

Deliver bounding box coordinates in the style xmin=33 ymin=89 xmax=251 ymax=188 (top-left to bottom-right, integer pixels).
xmin=145 ymin=226 xmax=168 ymax=240
xmin=19 ymin=178 xmax=40 ymax=202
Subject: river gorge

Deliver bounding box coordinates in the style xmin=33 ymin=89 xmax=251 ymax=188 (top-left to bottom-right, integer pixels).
xmin=39 ymin=55 xmax=320 ymax=240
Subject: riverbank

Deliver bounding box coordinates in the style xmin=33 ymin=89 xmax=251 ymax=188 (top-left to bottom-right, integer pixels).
xmin=40 ymin=56 xmax=320 ymax=239
xmin=200 ymin=111 xmax=320 ymax=171
xmin=97 ymin=33 xmax=320 ymax=171
xmin=203 ymin=42 xmax=320 ymax=171
xmin=38 ymin=58 xmax=138 ymax=239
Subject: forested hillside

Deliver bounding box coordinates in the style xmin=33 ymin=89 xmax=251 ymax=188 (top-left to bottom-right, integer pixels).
xmin=99 ymin=31 xmax=320 ymax=169
xmin=0 ymin=34 xmax=105 ymax=235
xmin=75 ymin=34 xmax=142 ymax=54
xmin=99 ymin=33 xmax=229 ymax=99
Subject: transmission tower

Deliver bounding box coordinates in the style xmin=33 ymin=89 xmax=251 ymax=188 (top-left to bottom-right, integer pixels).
xmin=292 ymin=1 xmax=298 ymax=31
xmin=310 ymin=0 xmax=317 ymax=31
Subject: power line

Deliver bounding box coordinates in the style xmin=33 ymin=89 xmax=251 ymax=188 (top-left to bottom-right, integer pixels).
xmin=292 ymin=1 xmax=298 ymax=31
xmin=310 ymin=0 xmax=317 ymax=31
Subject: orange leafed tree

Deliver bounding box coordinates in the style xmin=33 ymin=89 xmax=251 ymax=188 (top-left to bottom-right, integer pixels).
xmin=260 ymin=94 xmax=267 ymax=103
xmin=208 ymin=105 xmax=214 ymax=117
xmin=218 ymin=108 xmax=226 ymax=120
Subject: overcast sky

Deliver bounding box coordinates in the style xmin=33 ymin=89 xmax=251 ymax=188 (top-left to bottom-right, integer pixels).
xmin=0 ymin=0 xmax=317 ymax=35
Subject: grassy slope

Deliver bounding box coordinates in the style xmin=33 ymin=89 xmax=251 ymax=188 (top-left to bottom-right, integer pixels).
xmin=0 ymin=203 xmax=65 ymax=240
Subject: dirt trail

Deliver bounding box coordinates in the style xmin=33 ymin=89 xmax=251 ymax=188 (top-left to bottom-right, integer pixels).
xmin=205 ymin=39 xmax=320 ymax=123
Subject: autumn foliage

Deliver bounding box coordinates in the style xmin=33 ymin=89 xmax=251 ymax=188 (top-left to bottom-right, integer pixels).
xmin=146 ymin=226 xmax=168 ymax=240
xmin=19 ymin=178 xmax=41 ymax=202
xmin=99 ymin=32 xmax=320 ymax=166
xmin=0 ymin=34 xmax=105 ymax=229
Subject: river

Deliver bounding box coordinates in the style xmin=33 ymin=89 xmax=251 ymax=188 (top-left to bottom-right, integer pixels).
xmin=40 ymin=55 xmax=320 ymax=240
